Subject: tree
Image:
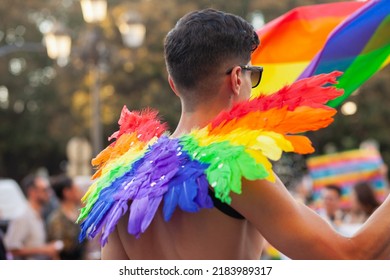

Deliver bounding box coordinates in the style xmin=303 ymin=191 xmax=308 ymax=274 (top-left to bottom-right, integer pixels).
xmin=1 ymin=0 xmax=389 ymax=183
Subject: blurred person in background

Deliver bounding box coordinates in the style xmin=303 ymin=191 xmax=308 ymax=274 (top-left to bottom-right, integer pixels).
xmin=338 ymin=181 xmax=381 ymax=237
xmin=344 ymin=181 xmax=380 ymax=224
xmin=4 ymin=174 xmax=62 ymax=259
xmin=47 ymin=174 xmax=87 ymax=260
xmin=318 ymin=184 xmax=345 ymax=229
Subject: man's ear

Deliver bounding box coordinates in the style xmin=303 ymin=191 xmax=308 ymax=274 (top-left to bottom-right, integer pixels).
xmin=229 ymin=66 xmax=242 ymax=97
xmin=168 ymin=75 xmax=180 ymax=97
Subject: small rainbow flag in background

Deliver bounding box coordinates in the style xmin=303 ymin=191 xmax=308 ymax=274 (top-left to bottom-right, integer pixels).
xmin=252 ymin=0 xmax=390 ymax=107
xmin=307 ymin=148 xmax=387 ymax=209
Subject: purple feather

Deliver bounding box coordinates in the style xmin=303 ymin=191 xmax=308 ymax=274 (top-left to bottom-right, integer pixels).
xmin=141 ymin=196 xmax=163 ymax=233
xmin=121 ymin=136 xmax=182 ymax=236
xmin=128 ymin=196 xmax=149 ymax=237
xmin=100 ymin=201 xmax=129 ymax=245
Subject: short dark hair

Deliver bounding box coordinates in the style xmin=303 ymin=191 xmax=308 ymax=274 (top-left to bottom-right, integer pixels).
xmin=20 ymin=174 xmax=38 ymax=197
xmin=164 ymin=9 xmax=259 ymax=103
xmin=50 ymin=174 xmax=73 ymax=202
xmin=325 ymin=184 xmax=342 ymax=197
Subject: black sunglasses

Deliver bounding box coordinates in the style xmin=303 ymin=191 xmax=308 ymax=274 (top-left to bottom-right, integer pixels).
xmin=226 ymin=65 xmax=263 ymax=88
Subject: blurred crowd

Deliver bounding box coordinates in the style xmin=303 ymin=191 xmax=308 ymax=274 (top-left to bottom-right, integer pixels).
xmin=0 ymin=173 xmax=100 ymax=260
xmin=261 ymin=165 xmax=389 ymax=260
xmin=1 ymin=160 xmax=388 ymax=260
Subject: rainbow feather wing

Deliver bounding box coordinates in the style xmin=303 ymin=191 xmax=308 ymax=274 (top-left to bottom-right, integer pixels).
xmin=192 ymin=72 xmax=343 ymax=202
xmin=78 ymin=72 xmax=343 ymax=243
xmin=78 ymin=106 xmax=168 ymax=242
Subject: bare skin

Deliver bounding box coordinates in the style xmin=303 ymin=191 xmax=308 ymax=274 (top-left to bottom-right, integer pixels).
xmin=103 ymin=206 xmax=263 ymax=260
xmin=101 ymin=65 xmax=390 ymax=260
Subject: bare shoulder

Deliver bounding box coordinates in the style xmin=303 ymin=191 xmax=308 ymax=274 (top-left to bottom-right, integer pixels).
xmin=101 ymin=224 xmax=128 ymax=260
xmin=230 ymin=175 xmax=301 ymax=224
xmin=103 ymin=203 xmax=264 ymax=259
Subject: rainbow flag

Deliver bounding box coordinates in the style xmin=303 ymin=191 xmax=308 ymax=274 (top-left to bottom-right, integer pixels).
xmin=307 ymin=148 xmax=387 ymax=209
xmin=252 ymin=0 xmax=390 ymax=107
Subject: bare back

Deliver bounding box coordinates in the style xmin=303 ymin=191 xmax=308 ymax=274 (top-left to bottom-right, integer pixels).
xmin=103 ymin=205 xmax=264 ymax=260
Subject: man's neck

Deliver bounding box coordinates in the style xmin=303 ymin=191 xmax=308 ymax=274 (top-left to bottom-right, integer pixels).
xmin=172 ymin=92 xmax=234 ymax=138
xmin=172 ymin=107 xmax=225 ymax=137
xmin=171 ymin=111 xmax=211 ymax=137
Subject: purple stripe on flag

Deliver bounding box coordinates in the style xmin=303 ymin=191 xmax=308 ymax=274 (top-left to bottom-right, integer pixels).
xmin=299 ymin=0 xmax=389 ymax=79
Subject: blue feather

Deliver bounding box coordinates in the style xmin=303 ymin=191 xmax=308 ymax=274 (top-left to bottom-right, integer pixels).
xmin=163 ymin=184 xmax=180 ymax=221
xmin=178 ymin=179 xmax=199 ymax=212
